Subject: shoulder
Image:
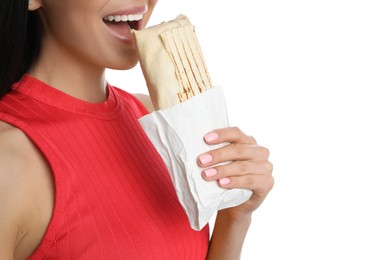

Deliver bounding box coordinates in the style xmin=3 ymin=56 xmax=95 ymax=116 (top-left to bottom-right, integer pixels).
xmin=0 ymin=121 xmax=54 ymax=259
xmin=134 ymin=93 xmax=154 ymax=112
xmin=0 ymin=122 xmax=33 ymax=187
xmin=110 ymin=86 xmax=154 ymax=112
xmin=0 ymin=121 xmax=41 ymax=173
xmin=0 ymin=121 xmax=32 ymax=258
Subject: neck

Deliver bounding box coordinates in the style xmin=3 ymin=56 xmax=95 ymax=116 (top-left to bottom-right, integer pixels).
xmin=29 ymin=38 xmax=108 ymax=103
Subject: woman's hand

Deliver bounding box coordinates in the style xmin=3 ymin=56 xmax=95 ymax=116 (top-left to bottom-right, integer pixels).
xmin=198 ymin=127 xmax=274 ymax=221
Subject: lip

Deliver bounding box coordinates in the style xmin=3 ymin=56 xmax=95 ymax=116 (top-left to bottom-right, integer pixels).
xmin=103 ymin=23 xmax=134 ymax=45
xmin=103 ymin=5 xmax=148 ymax=18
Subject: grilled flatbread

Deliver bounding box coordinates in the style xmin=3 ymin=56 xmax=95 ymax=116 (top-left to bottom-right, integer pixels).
xmin=132 ymin=15 xmax=213 ymax=110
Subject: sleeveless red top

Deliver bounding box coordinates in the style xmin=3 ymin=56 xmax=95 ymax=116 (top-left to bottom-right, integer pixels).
xmin=0 ymin=75 xmax=209 ymax=259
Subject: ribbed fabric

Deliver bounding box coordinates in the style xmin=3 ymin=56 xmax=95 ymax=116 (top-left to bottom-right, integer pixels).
xmin=0 ymin=75 xmax=209 ymax=259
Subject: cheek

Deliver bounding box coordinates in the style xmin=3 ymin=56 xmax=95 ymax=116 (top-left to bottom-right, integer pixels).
xmin=42 ymin=6 xmax=139 ymax=70
xmin=149 ymin=0 xmax=159 ymax=8
xmin=143 ymin=0 xmax=158 ymax=25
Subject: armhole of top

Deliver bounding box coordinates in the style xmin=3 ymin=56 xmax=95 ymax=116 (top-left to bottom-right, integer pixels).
xmin=0 ymin=113 xmax=65 ymax=259
xmin=111 ymin=87 xmax=150 ymax=117
xmin=132 ymin=94 xmax=154 ymax=114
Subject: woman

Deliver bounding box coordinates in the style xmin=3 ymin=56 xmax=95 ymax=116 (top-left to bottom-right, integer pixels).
xmin=0 ymin=0 xmax=274 ymax=259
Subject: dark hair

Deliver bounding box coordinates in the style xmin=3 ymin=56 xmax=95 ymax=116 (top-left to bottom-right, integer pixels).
xmin=0 ymin=0 xmax=42 ymax=98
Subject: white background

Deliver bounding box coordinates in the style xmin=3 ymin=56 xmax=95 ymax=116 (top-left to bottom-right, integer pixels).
xmin=107 ymin=1 xmax=390 ymax=259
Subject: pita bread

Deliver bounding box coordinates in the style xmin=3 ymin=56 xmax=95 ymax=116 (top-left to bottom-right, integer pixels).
xmin=132 ymin=15 xmax=213 ymax=110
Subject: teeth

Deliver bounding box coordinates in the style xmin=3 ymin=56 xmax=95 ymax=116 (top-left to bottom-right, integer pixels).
xmin=103 ymin=14 xmax=143 ymax=22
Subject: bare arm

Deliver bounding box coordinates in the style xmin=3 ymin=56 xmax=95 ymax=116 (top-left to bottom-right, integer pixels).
xmin=207 ymin=212 xmax=251 ymax=260
xmin=0 ymin=121 xmax=54 ymax=260
xmin=0 ymin=200 xmax=19 ymax=260
xmin=0 ymin=179 xmax=28 ymax=260
xmin=0 ymin=123 xmax=28 ymax=260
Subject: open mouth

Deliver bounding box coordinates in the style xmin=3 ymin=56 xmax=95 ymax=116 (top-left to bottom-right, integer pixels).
xmin=103 ymin=14 xmax=143 ymax=30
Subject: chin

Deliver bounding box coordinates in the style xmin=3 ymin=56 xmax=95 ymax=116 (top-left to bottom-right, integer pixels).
xmin=108 ymin=57 xmax=138 ymax=70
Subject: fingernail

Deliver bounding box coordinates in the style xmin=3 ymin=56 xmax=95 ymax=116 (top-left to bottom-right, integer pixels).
xmin=204 ymin=168 xmax=217 ymax=177
xmin=199 ymin=154 xmax=213 ymax=165
xmin=219 ymin=178 xmax=231 ymax=186
xmin=204 ymin=132 xmax=218 ymax=143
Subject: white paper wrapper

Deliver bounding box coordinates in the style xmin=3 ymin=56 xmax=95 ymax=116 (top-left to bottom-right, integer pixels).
xmin=138 ymin=86 xmax=253 ymax=230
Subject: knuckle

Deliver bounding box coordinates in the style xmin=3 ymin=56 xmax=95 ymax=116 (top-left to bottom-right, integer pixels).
xmin=260 ymin=146 xmax=270 ymax=158
xmin=244 ymin=175 xmax=256 ymax=187
xmin=252 ymin=145 xmax=266 ymax=160
xmin=236 ymin=161 xmax=249 ymax=174
xmin=231 ymin=126 xmax=243 ymax=137
xmin=233 ymin=143 xmax=245 ymax=157
xmin=266 ymin=176 xmax=275 ymax=191
xmin=231 ymin=126 xmax=241 ymax=132
xmin=253 ymin=145 xmax=263 ymax=155
xmin=266 ymin=162 xmax=274 ymax=173
xmin=254 ymin=176 xmax=274 ymax=195
xmin=248 ymin=135 xmax=257 ymax=144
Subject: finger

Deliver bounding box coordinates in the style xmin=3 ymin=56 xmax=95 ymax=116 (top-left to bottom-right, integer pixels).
xmin=217 ymin=174 xmax=275 ymax=195
xmin=203 ymin=127 xmax=257 ymax=145
xmin=202 ymin=161 xmax=273 ymax=181
xmin=197 ymin=143 xmax=270 ymax=167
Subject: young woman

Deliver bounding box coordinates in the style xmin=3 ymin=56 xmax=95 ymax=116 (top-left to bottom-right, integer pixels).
xmin=0 ymin=0 xmax=274 ymax=259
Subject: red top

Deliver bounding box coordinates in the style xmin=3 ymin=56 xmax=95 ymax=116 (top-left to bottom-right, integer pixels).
xmin=0 ymin=75 xmax=209 ymax=259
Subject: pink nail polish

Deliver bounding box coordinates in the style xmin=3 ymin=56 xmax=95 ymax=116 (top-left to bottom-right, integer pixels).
xmin=204 ymin=132 xmax=218 ymax=143
xmin=219 ymin=178 xmax=231 ymax=186
xmin=199 ymin=154 xmax=212 ymax=165
xmin=204 ymin=168 xmax=217 ymax=177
